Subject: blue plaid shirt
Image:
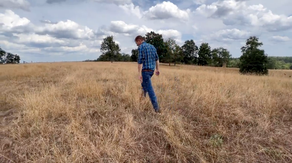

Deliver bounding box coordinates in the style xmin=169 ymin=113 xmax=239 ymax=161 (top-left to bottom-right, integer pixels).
xmin=138 ymin=42 xmax=159 ymax=70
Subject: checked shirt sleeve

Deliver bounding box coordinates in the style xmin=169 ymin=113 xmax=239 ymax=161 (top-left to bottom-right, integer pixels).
xmin=138 ymin=46 xmax=144 ymax=64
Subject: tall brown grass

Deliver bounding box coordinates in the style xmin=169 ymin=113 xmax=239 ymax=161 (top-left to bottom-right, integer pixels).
xmin=0 ymin=62 xmax=292 ymax=163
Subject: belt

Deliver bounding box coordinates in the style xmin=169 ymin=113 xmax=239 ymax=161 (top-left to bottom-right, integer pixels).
xmin=142 ymin=69 xmax=154 ymax=72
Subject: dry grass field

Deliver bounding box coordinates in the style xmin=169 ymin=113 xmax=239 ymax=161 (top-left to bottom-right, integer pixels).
xmin=0 ymin=62 xmax=292 ymax=163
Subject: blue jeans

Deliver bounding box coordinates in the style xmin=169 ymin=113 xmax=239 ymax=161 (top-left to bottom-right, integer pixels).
xmin=141 ymin=71 xmax=159 ymax=111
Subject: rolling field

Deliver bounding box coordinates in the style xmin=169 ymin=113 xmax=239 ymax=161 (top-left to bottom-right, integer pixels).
xmin=0 ymin=62 xmax=292 ymax=163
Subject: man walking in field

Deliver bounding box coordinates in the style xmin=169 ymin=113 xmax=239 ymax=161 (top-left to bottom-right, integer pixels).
xmin=135 ymin=35 xmax=161 ymax=113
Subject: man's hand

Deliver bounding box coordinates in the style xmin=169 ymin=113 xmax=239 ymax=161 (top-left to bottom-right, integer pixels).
xmin=155 ymin=70 xmax=160 ymax=76
xmin=139 ymin=76 xmax=143 ymax=83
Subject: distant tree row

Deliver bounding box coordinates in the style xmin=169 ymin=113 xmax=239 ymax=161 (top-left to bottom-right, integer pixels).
xmin=0 ymin=47 xmax=21 ymax=64
xmin=130 ymin=31 xmax=232 ymax=67
xmin=266 ymin=57 xmax=292 ymax=69
xmin=97 ymin=32 xmax=292 ymax=75
xmin=97 ymin=32 xmax=232 ymax=68
xmin=229 ymin=56 xmax=292 ymax=70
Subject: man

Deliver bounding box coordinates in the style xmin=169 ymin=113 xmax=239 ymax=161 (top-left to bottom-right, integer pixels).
xmin=135 ymin=35 xmax=161 ymax=113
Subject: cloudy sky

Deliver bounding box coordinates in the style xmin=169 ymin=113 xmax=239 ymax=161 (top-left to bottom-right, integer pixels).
xmin=0 ymin=0 xmax=291 ymax=62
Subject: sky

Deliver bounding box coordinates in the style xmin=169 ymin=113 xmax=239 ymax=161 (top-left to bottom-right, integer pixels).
xmin=0 ymin=0 xmax=292 ymax=62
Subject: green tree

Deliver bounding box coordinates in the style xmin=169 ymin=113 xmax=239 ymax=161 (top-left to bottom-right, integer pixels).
xmin=121 ymin=53 xmax=131 ymax=62
xmin=228 ymin=58 xmax=240 ymax=68
xmin=131 ymin=49 xmax=138 ymax=62
xmin=0 ymin=48 xmax=5 ymax=57
xmin=267 ymin=57 xmax=276 ymax=69
xmin=181 ymin=40 xmax=198 ymax=64
xmin=164 ymin=38 xmax=176 ymax=66
xmin=198 ymin=43 xmax=211 ymax=66
xmin=6 ymin=53 xmax=20 ymax=64
xmin=220 ymin=48 xmax=231 ymax=67
xmin=211 ymin=48 xmax=220 ymax=66
xmin=164 ymin=39 xmax=184 ymax=66
xmin=145 ymin=31 xmax=167 ymax=62
xmin=239 ymin=36 xmax=268 ymax=75
xmin=173 ymin=44 xmax=183 ymax=66
xmin=290 ymin=65 xmax=292 ymax=70
xmin=211 ymin=48 xmax=231 ymax=67
xmin=99 ymin=36 xmax=121 ymax=62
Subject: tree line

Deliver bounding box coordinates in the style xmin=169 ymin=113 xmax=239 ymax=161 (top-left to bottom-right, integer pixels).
xmin=228 ymin=57 xmax=292 ymax=70
xmin=0 ymin=48 xmax=21 ymax=64
xmin=97 ymin=32 xmax=292 ymax=75
xmin=97 ymin=31 xmax=232 ymax=68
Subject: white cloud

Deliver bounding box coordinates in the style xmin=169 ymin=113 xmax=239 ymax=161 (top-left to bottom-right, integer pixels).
xmin=43 ymin=43 xmax=99 ymax=54
xmin=108 ymin=21 xmax=181 ymax=42
xmin=196 ymin=0 xmax=292 ymax=31
xmin=193 ymin=0 xmax=207 ymax=5
xmin=0 ymin=10 xmax=102 ymax=58
xmin=157 ymin=29 xmax=182 ymax=43
xmin=196 ymin=4 xmax=217 ymax=16
xmin=61 ymin=43 xmax=88 ymax=52
xmin=272 ymin=36 xmax=290 ymax=42
xmin=0 ymin=10 xmax=30 ymax=30
xmin=15 ymin=33 xmax=65 ymax=45
xmin=144 ymin=1 xmax=190 ymax=20
xmin=91 ymin=0 xmax=131 ymax=5
xmin=37 ymin=20 xmax=96 ymax=39
xmin=196 ymin=0 xmax=244 ymax=17
xmin=46 ymin=0 xmax=66 ymax=4
xmin=210 ymin=28 xmax=250 ymax=42
xmin=119 ymin=3 xmax=142 ymax=18
xmin=109 ymin=21 xmax=154 ymax=36
xmin=0 ymin=39 xmax=26 ymax=49
xmin=0 ymin=39 xmax=41 ymax=59
xmin=110 ymin=21 xmax=138 ymax=34
xmin=136 ymin=25 xmax=153 ymax=35
xmin=108 ymin=20 xmax=182 ymax=44
xmin=0 ymin=0 xmax=30 ymax=11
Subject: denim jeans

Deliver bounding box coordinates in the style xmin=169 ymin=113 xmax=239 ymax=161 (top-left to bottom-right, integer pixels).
xmin=141 ymin=71 xmax=159 ymax=111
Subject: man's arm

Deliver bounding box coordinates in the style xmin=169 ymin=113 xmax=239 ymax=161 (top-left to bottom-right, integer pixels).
xmin=137 ymin=46 xmax=144 ymax=81
xmin=156 ymin=60 xmax=159 ymax=71
xmin=154 ymin=48 xmax=160 ymax=76
xmin=138 ymin=63 xmax=142 ymax=76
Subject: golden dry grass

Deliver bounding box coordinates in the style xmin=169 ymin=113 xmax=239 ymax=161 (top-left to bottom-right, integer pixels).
xmin=0 ymin=62 xmax=292 ymax=163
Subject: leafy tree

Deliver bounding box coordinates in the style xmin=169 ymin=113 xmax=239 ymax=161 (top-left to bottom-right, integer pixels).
xmin=0 ymin=48 xmax=5 ymax=57
xmin=164 ymin=38 xmax=176 ymax=66
xmin=5 ymin=53 xmax=20 ymax=64
xmin=181 ymin=40 xmax=198 ymax=64
xmin=290 ymin=65 xmax=292 ymax=70
xmin=274 ymin=57 xmax=292 ymax=64
xmin=228 ymin=58 xmax=240 ymax=68
xmin=97 ymin=54 xmax=107 ymax=61
xmin=0 ymin=48 xmax=20 ymax=64
xmin=145 ymin=31 xmax=167 ymax=62
xmin=211 ymin=48 xmax=231 ymax=67
xmin=239 ymin=36 xmax=268 ymax=75
xmin=173 ymin=44 xmax=183 ymax=66
xmin=211 ymin=48 xmax=220 ymax=66
xmin=220 ymin=48 xmax=231 ymax=67
xmin=164 ymin=38 xmax=184 ymax=66
xmin=131 ymin=49 xmax=138 ymax=62
xmin=99 ymin=36 xmax=121 ymax=62
xmin=198 ymin=43 xmax=211 ymax=66
xmin=267 ymin=57 xmax=277 ymax=69
xmin=275 ymin=60 xmax=291 ymax=69
xmin=121 ymin=53 xmax=131 ymax=62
